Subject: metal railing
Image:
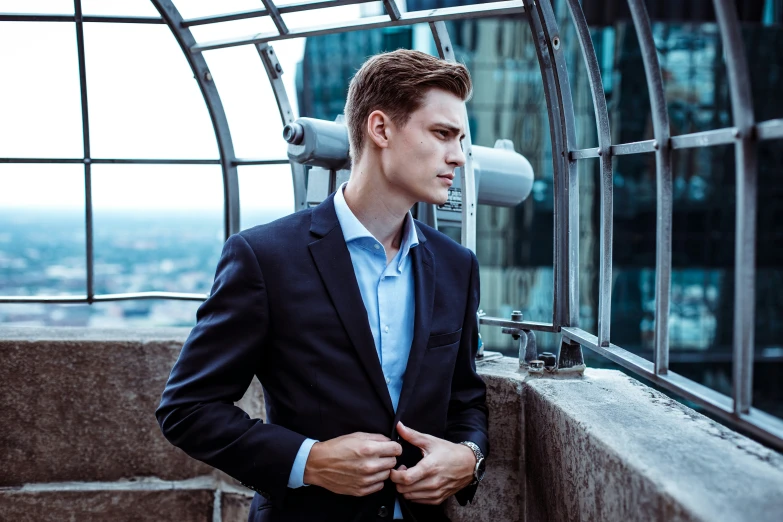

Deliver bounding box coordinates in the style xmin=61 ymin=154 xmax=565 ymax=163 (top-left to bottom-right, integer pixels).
xmin=1 ymin=0 xmax=782 ymax=451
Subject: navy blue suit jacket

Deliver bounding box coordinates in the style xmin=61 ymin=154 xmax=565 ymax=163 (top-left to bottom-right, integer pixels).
xmin=156 ymin=194 xmax=489 ymax=522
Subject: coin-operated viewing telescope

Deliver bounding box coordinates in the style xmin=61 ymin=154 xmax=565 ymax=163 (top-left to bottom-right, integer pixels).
xmin=283 ymin=117 xmax=534 ymax=230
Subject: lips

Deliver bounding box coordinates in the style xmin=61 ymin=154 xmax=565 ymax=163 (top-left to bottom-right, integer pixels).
xmin=437 ymin=172 xmax=455 ymax=180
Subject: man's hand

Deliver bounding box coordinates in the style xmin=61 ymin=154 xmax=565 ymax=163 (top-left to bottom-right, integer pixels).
xmin=389 ymin=422 xmax=476 ymax=505
xmin=303 ymin=432 xmax=402 ymax=497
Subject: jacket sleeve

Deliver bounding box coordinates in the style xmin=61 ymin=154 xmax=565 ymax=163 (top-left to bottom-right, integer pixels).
xmin=156 ymin=233 xmax=306 ymax=507
xmin=446 ymin=251 xmax=489 ymax=506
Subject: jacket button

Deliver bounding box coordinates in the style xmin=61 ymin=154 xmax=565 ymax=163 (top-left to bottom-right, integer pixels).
xmin=377 ymin=505 xmax=388 ymax=518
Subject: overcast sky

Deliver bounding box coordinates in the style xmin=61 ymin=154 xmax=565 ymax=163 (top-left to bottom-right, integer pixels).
xmin=0 ymin=0 xmax=382 ymax=213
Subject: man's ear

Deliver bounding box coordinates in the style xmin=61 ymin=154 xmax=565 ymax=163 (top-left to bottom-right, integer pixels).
xmin=366 ymin=110 xmax=392 ymax=150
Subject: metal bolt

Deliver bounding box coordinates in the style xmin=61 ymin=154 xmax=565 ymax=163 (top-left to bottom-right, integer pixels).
xmin=511 ymin=310 xmax=523 ymax=322
xmin=552 ymin=36 xmax=561 ymax=50
xmin=597 ymin=149 xmax=603 ymax=156
xmin=529 ymin=360 xmax=545 ymax=375
xmin=652 ymin=140 xmax=659 ymax=150
xmin=275 ymin=63 xmax=282 ymax=73
xmin=204 ymin=71 xmax=213 ymax=82
xmin=733 ymin=129 xmax=741 ymax=138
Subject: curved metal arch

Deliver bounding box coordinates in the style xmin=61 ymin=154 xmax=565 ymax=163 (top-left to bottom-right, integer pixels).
xmin=428 ymin=21 xmax=477 ymax=253
xmin=526 ymin=0 xmax=579 ymax=331
xmin=256 ymin=42 xmax=307 ymax=211
xmin=526 ymin=0 xmax=584 ymax=369
xmin=564 ymin=0 xmax=613 ymax=348
xmin=627 ymin=0 xmax=673 ymax=376
xmin=712 ymin=0 xmax=758 ymax=416
xmin=151 ymin=0 xmax=241 ymax=239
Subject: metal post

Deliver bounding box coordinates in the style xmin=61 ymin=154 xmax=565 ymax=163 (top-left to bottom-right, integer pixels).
xmin=74 ymin=0 xmax=94 ymax=303
xmin=527 ymin=0 xmax=583 ymax=369
xmin=628 ymin=0 xmax=673 ymax=375
xmin=259 ymin=0 xmax=289 ymax=35
xmin=382 ymin=0 xmax=402 ymax=21
xmin=256 ymin=42 xmax=307 ymax=211
xmin=564 ymin=0 xmax=613 ymax=348
xmin=428 ymin=21 xmax=477 ymax=253
xmin=712 ymin=0 xmax=758 ymax=416
xmin=151 ymin=0 xmax=241 ymax=239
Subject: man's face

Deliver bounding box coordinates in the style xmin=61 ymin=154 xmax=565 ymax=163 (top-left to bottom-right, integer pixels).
xmin=382 ymin=88 xmax=467 ymax=206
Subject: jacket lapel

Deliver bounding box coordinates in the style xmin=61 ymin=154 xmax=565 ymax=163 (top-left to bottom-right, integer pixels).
xmin=308 ymin=195 xmax=395 ymax=417
xmin=392 ymin=229 xmax=435 ymax=433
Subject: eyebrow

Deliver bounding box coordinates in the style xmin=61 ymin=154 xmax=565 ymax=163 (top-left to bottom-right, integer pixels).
xmin=433 ymin=122 xmax=465 ymax=140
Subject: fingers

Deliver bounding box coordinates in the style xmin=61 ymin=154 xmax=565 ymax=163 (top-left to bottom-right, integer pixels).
xmin=396 ymin=422 xmax=430 ymax=450
xmin=353 ymin=432 xmax=391 ymax=442
xmin=360 ymin=457 xmax=398 ymax=475
xmin=367 ymin=440 xmax=403 ymax=458
xmin=394 ymin=472 xmax=441 ymax=494
xmin=390 ymin=462 xmax=428 ymax=486
xmin=354 ymin=480 xmax=386 ymax=497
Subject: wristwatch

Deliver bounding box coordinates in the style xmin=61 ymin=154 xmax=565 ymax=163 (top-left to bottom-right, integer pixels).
xmin=459 ymin=441 xmax=486 ymax=485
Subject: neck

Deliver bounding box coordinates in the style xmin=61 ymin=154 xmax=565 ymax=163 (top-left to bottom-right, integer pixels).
xmin=342 ymin=160 xmax=412 ymax=252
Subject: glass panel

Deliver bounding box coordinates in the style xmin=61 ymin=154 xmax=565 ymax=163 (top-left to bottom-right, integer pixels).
xmin=610 ymin=154 xmax=657 ymax=356
xmin=202 ymin=44 xmax=287 ymax=159
xmin=0 ymin=22 xmax=83 ymax=158
xmin=743 ymin=19 xmax=783 ymax=121
xmin=610 ymin=21 xmax=654 ymax=144
xmin=238 ymin=164 xmax=295 ymax=230
xmin=668 ymin=145 xmax=735 ymax=396
xmin=654 ymin=22 xmax=732 ymax=137
xmin=0 ymin=1 xmax=72 ymax=14
xmin=0 ymin=164 xmax=86 ymax=299
xmin=754 ymin=140 xmax=783 ymax=421
xmin=91 ymin=165 xmax=223 ymax=296
xmin=84 ymin=23 xmax=218 ymax=159
xmin=296 ymin=24 xmax=418 ymax=121
xmin=0 ymin=300 xmax=201 ymax=327
xmin=81 ymin=0 xmax=159 ymax=17
xmin=189 ymin=16 xmax=277 ymax=43
xmin=280 ymin=2 xmax=376 ymax=31
xmin=172 ymin=0 xmax=261 ymax=20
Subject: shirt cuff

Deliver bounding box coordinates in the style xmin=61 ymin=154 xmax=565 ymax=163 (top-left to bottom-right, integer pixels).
xmin=287 ymin=438 xmax=318 ymax=489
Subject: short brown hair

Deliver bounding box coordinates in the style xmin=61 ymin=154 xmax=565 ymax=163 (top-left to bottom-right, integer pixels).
xmin=344 ymin=49 xmax=472 ymax=161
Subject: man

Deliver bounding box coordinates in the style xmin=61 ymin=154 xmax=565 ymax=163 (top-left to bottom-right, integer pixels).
xmin=156 ymin=49 xmax=488 ymax=522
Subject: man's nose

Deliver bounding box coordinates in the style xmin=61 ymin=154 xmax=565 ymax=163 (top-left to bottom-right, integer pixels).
xmin=448 ymin=143 xmax=466 ymax=167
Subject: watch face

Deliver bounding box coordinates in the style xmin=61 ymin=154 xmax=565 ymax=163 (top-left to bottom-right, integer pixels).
xmin=476 ymin=457 xmax=486 ymax=481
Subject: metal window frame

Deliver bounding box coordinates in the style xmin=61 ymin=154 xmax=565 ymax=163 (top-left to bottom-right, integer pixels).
xmin=1 ymin=0 xmax=782 ymax=450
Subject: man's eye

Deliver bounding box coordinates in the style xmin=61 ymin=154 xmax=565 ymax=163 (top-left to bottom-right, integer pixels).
xmin=437 ymin=130 xmax=449 ymax=138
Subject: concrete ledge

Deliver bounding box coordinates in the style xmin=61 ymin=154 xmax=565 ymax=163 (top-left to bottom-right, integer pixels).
xmin=2 ymin=327 xmax=783 ymax=522
xmin=477 ymin=358 xmax=783 ymax=522
xmin=0 ymin=327 xmax=264 ymax=487
xmin=0 ymin=489 xmax=215 ymax=522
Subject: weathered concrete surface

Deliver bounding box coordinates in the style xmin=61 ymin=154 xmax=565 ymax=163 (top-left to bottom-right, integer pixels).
xmin=222 ymin=491 xmax=254 ymax=522
xmin=2 ymin=328 xmax=783 ymax=522
xmin=0 ymin=489 xmax=214 ymax=521
xmin=448 ymin=365 xmax=525 ymax=522
xmin=516 ymin=362 xmax=783 ymax=522
xmin=0 ymin=327 xmax=264 ymax=486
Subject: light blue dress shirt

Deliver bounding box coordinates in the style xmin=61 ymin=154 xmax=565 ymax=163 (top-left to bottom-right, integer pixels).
xmin=288 ymin=183 xmax=418 ymax=520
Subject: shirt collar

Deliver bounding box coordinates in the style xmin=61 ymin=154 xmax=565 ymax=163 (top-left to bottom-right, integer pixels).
xmin=333 ymin=182 xmax=419 ymax=261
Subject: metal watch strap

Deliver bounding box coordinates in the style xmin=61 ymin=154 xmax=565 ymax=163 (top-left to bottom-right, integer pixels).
xmin=459 ymin=441 xmax=484 ymax=484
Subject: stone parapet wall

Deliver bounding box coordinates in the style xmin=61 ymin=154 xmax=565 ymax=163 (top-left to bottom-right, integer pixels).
xmin=1 ymin=328 xmax=782 ymax=521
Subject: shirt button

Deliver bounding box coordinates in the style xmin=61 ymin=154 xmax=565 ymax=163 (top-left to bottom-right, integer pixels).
xmin=385 ymin=376 xmax=391 ymax=384
xmin=378 ymin=506 xmax=388 ymax=518
xmin=374 ymin=244 xmax=380 ymax=250
xmin=384 ymin=325 xmax=390 ymax=333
